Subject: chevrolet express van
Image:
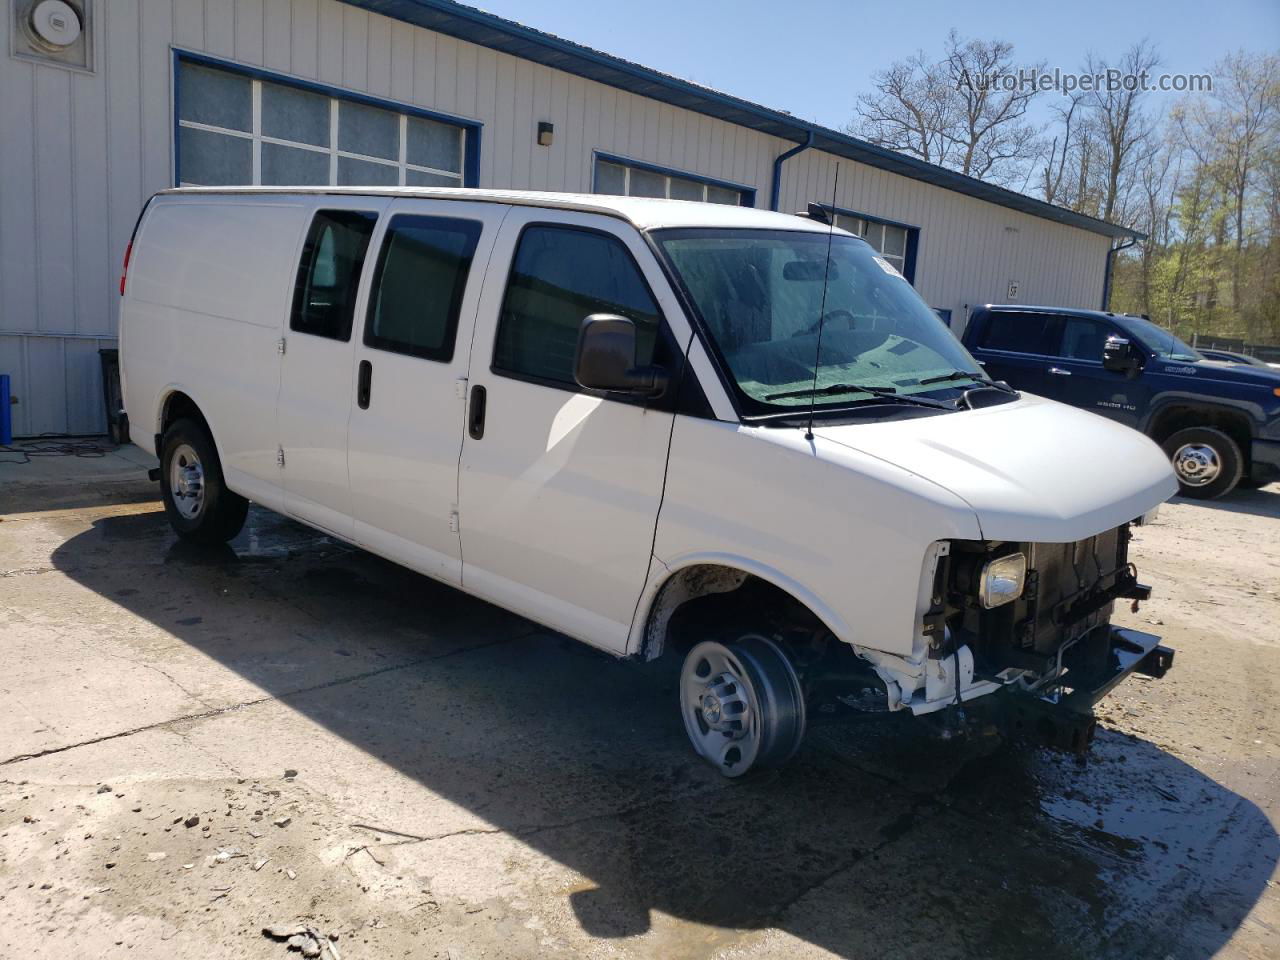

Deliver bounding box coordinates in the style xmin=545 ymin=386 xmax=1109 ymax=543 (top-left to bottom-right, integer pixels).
xmin=120 ymin=188 xmax=1177 ymax=776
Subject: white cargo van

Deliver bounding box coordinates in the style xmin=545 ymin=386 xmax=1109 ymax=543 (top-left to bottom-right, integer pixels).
xmin=120 ymin=187 xmax=1178 ymax=776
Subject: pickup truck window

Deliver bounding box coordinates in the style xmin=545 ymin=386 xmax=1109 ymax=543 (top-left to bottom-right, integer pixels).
xmin=493 ymin=225 xmax=660 ymax=387
xmin=978 ymin=312 xmax=1058 ymax=355
xmin=655 ymin=228 xmax=981 ymax=411
xmin=1058 ymin=317 xmax=1112 ymax=361
xmin=364 ymin=214 xmax=482 ymax=362
xmin=290 ymin=210 xmax=378 ymax=342
xmin=1119 ymin=314 xmax=1204 ymax=362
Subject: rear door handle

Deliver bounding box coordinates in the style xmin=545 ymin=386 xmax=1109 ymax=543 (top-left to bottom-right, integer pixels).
xmin=468 ymin=384 xmax=486 ymax=439
xmin=1047 ymin=367 xmax=1072 ymax=376
xmin=357 ymin=359 xmax=373 ymax=409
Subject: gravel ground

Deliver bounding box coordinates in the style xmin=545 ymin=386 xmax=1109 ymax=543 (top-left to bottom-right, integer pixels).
xmin=0 ymin=443 xmax=1277 ymax=960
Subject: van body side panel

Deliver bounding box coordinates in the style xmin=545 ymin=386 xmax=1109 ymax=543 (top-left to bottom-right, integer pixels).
xmin=346 ymin=200 xmax=510 ymax=586
xmin=122 ymin=198 xmax=309 ymax=510
xmin=648 ymin=416 xmax=983 ymax=658
xmin=276 ymin=199 xmax=390 ymax=540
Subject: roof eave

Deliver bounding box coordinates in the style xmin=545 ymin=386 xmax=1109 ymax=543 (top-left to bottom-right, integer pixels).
xmin=344 ymin=0 xmax=1144 ymax=242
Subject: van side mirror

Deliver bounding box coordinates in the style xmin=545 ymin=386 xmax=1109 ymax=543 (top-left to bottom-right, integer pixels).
xmin=574 ymin=314 xmax=669 ymax=396
xmin=1102 ymin=336 xmax=1141 ymax=375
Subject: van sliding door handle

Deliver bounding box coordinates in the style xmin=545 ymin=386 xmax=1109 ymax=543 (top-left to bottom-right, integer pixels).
xmin=357 ymin=360 xmax=373 ymax=408
xmin=468 ymin=384 xmax=487 ymax=439
xmin=1047 ymin=367 xmax=1072 ymax=376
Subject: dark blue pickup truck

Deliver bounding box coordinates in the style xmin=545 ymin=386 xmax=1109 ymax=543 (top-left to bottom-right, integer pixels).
xmin=962 ymin=305 xmax=1280 ymax=499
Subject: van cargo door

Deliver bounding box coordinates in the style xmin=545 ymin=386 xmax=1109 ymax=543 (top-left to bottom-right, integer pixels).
xmin=277 ymin=200 xmax=386 ymax=538
xmin=345 ymin=200 xmax=507 ymax=585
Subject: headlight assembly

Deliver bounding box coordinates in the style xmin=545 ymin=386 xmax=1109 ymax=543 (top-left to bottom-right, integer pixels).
xmin=979 ymin=552 xmax=1026 ymax=609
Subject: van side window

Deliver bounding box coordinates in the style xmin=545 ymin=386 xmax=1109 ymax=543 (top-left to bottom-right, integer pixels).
xmin=979 ymin=312 xmax=1058 ymax=355
xmin=364 ymin=215 xmax=482 ymax=362
xmin=493 ymin=225 xmax=660 ymax=387
xmin=290 ymin=210 xmax=378 ymax=341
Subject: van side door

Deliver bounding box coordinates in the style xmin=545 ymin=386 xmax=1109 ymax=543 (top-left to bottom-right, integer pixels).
xmin=457 ymin=208 xmax=689 ymax=653
xmin=346 ymin=200 xmax=507 ymax=585
xmin=277 ymin=200 xmax=387 ymax=538
xmin=966 ymin=310 xmax=1061 ymax=398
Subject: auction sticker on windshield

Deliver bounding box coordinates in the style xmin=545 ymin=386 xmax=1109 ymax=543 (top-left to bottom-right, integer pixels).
xmin=874 ymin=256 xmax=904 ymax=278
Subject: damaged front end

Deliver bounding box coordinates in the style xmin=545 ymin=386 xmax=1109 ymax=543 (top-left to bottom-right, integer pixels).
xmin=856 ymin=524 xmax=1174 ymax=753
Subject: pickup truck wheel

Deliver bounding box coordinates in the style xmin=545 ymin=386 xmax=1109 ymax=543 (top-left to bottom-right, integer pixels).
xmin=679 ymin=635 xmax=806 ymax=778
xmin=1161 ymin=426 xmax=1244 ymax=500
xmin=159 ymin=418 xmax=248 ymax=543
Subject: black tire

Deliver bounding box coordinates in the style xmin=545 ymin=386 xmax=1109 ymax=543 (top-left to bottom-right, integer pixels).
xmin=1161 ymin=426 xmax=1244 ymax=500
xmin=158 ymin=418 xmax=248 ymax=542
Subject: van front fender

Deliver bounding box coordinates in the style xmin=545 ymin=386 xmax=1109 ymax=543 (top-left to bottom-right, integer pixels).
xmin=628 ymin=551 xmax=851 ymax=659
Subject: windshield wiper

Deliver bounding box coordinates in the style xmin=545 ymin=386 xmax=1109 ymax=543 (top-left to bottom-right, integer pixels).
xmin=764 ymin=382 xmax=953 ymax=410
xmin=916 ymin=369 xmax=1017 ymax=393
xmin=765 ymin=382 xmax=898 ymax=401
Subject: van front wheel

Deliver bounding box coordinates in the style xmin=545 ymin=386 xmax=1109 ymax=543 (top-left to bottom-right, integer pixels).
xmin=159 ymin=418 xmax=248 ymax=542
xmin=679 ymin=635 xmax=806 ymax=778
xmin=1161 ymin=426 xmax=1243 ymax=500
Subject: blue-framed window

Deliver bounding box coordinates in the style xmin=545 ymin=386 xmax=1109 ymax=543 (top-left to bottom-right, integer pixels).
xmin=173 ymin=51 xmax=480 ymax=189
xmin=820 ymin=205 xmax=919 ymax=284
xmin=592 ymin=151 xmax=755 ymax=207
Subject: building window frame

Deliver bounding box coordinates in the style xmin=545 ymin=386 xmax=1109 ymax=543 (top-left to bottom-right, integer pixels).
xmin=171 ymin=49 xmax=482 ymax=189
xmin=819 ymin=204 xmax=920 ymax=284
xmin=591 ymin=151 xmax=756 ymax=207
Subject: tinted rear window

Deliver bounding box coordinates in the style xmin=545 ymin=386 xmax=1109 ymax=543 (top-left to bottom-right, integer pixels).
xmin=979 ymin=312 xmax=1058 ymax=354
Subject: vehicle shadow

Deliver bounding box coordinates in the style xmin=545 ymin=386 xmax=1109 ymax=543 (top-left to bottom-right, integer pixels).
xmin=50 ymin=506 xmax=1279 ymax=960
xmin=1172 ymin=483 xmax=1280 ymax=519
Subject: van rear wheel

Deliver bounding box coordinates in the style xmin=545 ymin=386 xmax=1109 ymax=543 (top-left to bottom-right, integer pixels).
xmin=1161 ymin=426 xmax=1243 ymax=500
xmin=679 ymin=635 xmax=806 ymax=778
xmin=159 ymin=418 xmax=248 ymax=543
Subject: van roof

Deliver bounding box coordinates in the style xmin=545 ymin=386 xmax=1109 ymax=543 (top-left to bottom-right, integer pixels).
xmin=155 ymin=186 xmax=842 ymax=234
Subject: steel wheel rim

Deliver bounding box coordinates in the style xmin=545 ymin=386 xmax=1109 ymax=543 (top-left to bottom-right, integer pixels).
xmin=169 ymin=442 xmax=205 ymax=519
xmin=680 ymin=637 xmax=806 ymax=778
xmin=681 ymin=641 xmax=761 ymax=777
xmin=1172 ymin=442 xmax=1221 ymax=487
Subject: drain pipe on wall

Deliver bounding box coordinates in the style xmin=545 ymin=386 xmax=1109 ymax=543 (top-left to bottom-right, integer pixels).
xmin=1101 ymin=235 xmax=1139 ymax=310
xmin=769 ymin=131 xmax=815 ymax=211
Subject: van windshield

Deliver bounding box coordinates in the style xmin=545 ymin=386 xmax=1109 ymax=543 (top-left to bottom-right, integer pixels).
xmin=653 ymin=228 xmax=983 ymax=412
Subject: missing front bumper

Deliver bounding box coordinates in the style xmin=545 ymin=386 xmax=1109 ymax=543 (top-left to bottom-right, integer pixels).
xmin=969 ymin=627 xmax=1174 ymax=754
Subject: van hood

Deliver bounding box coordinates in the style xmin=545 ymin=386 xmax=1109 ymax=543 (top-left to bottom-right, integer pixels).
xmin=813 ymin=393 xmax=1177 ymax=542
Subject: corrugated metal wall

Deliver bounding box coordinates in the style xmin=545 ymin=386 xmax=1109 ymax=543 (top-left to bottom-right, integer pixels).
xmin=0 ymin=0 xmax=1111 ymax=436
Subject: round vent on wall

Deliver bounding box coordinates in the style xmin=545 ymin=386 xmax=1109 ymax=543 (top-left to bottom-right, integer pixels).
xmin=28 ymin=0 xmax=80 ymax=50
xmin=10 ymin=0 xmax=92 ymax=71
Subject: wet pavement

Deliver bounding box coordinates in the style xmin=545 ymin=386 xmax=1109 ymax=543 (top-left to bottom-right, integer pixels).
xmin=1 ymin=444 xmax=1278 ymax=959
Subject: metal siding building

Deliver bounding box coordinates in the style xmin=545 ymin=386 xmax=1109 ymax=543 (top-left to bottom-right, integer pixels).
xmin=0 ymin=0 xmax=1132 ymax=436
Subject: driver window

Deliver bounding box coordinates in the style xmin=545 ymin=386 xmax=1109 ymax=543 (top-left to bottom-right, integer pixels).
xmin=1057 ymin=318 xmax=1112 ymax=361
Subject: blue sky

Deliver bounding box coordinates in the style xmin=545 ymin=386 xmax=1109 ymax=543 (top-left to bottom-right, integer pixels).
xmin=472 ymin=0 xmax=1279 ymax=130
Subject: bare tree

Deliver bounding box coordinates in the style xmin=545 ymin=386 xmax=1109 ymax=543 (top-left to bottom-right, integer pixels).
xmin=850 ymin=31 xmax=1042 ymax=185
xmin=1037 ymin=93 xmax=1086 ymax=205
xmin=1082 ymin=40 xmax=1162 ymax=224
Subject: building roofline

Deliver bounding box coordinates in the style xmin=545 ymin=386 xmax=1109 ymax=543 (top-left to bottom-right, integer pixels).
xmin=345 ymin=0 xmax=1145 ymax=242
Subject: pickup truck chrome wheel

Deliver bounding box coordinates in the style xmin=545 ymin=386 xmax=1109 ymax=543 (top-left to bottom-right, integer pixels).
xmin=169 ymin=442 xmax=205 ymax=519
xmin=1171 ymin=442 xmax=1221 ymax=487
xmin=1160 ymin=426 xmax=1243 ymax=501
xmin=680 ymin=636 xmax=806 ymax=778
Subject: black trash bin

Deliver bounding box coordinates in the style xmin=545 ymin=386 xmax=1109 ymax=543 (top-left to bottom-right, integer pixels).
xmin=98 ymin=348 xmax=128 ymax=444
